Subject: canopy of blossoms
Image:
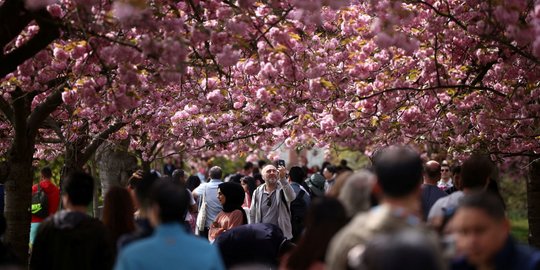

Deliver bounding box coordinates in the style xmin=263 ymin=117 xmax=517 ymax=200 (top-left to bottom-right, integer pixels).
xmin=1 ymin=0 xmax=539 ymax=163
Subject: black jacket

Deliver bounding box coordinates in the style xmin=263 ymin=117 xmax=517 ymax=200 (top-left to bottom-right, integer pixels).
xmin=30 ymin=210 xmax=115 ymax=270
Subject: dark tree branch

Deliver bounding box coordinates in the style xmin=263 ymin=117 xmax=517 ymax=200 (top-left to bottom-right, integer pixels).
xmin=0 ymin=95 xmax=14 ymax=123
xmin=357 ymin=84 xmax=506 ymax=101
xmin=470 ymin=61 xmax=496 ymax=86
xmin=41 ymin=117 xmax=65 ymax=141
xmin=412 ymin=0 xmax=467 ymax=31
xmin=26 ymin=86 xmax=64 ymax=137
xmin=0 ymin=0 xmax=33 ymax=50
xmin=0 ymin=7 xmax=60 ymax=78
xmin=79 ymin=121 xmax=127 ymax=164
xmin=38 ymin=138 xmax=63 ymax=144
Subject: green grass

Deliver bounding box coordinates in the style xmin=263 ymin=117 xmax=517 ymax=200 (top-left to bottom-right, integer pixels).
xmin=510 ymin=217 xmax=529 ymax=243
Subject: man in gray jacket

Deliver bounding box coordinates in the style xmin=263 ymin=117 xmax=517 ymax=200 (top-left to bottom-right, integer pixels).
xmin=249 ymin=164 xmax=296 ymax=239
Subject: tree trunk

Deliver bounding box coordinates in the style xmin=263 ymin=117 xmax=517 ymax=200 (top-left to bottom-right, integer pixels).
xmin=141 ymin=160 xmax=151 ymax=172
xmin=4 ymin=154 xmax=34 ymax=264
xmin=95 ymin=141 xmax=137 ymax=195
xmin=528 ymin=157 xmax=540 ymax=248
xmin=89 ymin=159 xmax=100 ymax=218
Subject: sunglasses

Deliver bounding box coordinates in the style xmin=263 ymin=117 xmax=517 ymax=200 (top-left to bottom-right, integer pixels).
xmin=266 ymin=196 xmax=272 ymax=207
xmin=441 ymin=169 xmax=449 ymax=172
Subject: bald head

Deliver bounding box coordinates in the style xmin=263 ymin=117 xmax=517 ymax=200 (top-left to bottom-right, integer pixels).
xmin=424 ymin=160 xmax=441 ymax=184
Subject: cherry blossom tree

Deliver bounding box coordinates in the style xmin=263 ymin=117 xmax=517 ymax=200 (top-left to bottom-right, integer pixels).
xmin=2 ymin=0 xmax=540 ymax=260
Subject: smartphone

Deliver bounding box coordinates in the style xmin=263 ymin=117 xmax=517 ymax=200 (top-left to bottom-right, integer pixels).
xmin=277 ymin=159 xmax=286 ymax=167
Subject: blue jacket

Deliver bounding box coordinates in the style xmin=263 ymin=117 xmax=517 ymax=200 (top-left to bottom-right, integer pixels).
xmin=452 ymin=236 xmax=540 ymax=270
xmin=115 ymin=223 xmax=224 ymax=270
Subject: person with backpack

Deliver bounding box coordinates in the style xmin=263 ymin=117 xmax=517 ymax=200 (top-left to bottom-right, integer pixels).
xmin=249 ymin=164 xmax=296 ymax=240
xmin=288 ymin=166 xmax=310 ymax=243
xmin=30 ymin=167 xmax=60 ymax=247
xmin=31 ymin=172 xmax=115 ymax=270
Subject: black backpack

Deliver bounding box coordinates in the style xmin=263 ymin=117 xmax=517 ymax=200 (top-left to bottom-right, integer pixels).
xmin=289 ymin=190 xmax=308 ymax=242
xmin=31 ymin=184 xmax=49 ymax=218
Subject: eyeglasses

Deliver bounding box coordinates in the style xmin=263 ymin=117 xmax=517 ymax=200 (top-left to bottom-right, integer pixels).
xmin=441 ymin=169 xmax=449 ymax=172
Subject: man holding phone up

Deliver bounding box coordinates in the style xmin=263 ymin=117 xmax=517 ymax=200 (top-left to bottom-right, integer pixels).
xmin=249 ymin=162 xmax=296 ymax=239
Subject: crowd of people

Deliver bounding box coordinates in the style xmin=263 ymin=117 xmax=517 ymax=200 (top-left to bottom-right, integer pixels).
xmin=1 ymin=145 xmax=539 ymax=270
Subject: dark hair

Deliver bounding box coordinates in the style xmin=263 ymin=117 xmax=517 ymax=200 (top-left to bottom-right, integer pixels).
xmin=229 ymin=173 xmax=243 ymax=184
xmin=325 ymin=165 xmax=338 ymax=174
xmin=253 ymin=173 xmax=264 ymax=185
xmin=102 ymin=186 xmax=136 ymax=243
xmin=258 ymin=160 xmax=267 ymax=169
xmin=186 ymin=175 xmax=201 ymax=191
xmin=457 ymin=192 xmax=506 ymax=221
xmin=424 ymin=162 xmax=441 ymax=181
xmin=461 ymin=155 xmax=493 ymax=189
xmin=218 ymin=182 xmax=247 ymax=224
xmin=243 ymin=162 xmax=254 ymax=170
xmin=40 ymin=167 xmax=52 ymax=179
xmin=63 ymin=172 xmax=94 ymax=206
xmin=372 ymin=146 xmax=423 ymax=198
xmin=150 ymin=180 xmax=187 ymax=224
xmin=286 ymin=198 xmax=349 ymax=270
xmin=451 ymin=165 xmax=461 ymax=176
xmin=135 ymin=172 xmax=160 ymax=208
xmin=351 ymin=229 xmax=444 ymax=270
xmin=240 ymin=176 xmax=257 ymax=198
xmin=171 ymin=169 xmax=185 ymax=185
xmin=289 ymin=166 xmax=305 ymax=184
xmin=486 ymin=179 xmax=506 ymax=210
xmin=209 ymin=166 xmax=223 ymax=180
xmin=320 ymin=161 xmax=331 ymax=174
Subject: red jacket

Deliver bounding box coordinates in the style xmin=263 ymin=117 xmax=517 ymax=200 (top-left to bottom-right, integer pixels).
xmin=31 ymin=180 xmax=60 ymax=223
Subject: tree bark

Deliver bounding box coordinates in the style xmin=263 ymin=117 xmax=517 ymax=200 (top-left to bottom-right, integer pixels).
xmin=95 ymin=141 xmax=138 ymax=195
xmin=4 ymin=143 xmax=34 ymax=263
xmin=528 ymin=156 xmax=540 ymax=248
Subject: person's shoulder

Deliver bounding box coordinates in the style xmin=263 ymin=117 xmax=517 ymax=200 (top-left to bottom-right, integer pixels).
xmin=326 ymin=219 xmax=366 ymax=269
xmin=254 ymin=184 xmax=265 ymax=193
xmin=41 ymin=180 xmax=59 ymax=192
xmin=36 ymin=217 xmax=56 ymax=232
xmin=334 ymin=211 xmax=371 ymax=239
xmin=209 ymin=180 xmax=222 ymax=187
xmin=120 ymin=235 xmax=157 ymax=255
xmin=433 ymin=186 xmax=448 ymax=197
xmin=513 ymin=242 xmax=540 ymax=269
xmin=78 ymin=215 xmax=109 ymax=232
xmin=434 ymin=193 xmax=453 ymax=205
xmin=193 ymin=183 xmax=207 ymax=193
xmin=442 ymin=191 xmax=464 ymax=205
xmin=231 ymin=209 xmax=244 ymax=216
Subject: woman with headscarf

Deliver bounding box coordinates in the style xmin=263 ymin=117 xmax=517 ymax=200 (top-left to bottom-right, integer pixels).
xmin=208 ymin=182 xmax=247 ymax=242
